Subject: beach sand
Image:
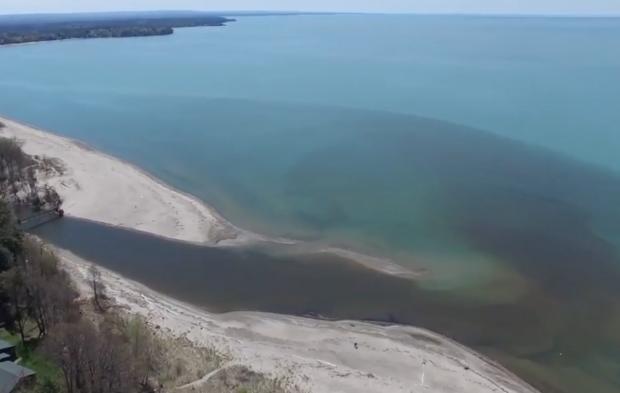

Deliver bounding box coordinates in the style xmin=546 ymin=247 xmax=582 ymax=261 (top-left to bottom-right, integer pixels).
xmin=0 ymin=116 xmax=252 ymax=245
xmin=57 ymin=246 xmax=539 ymax=393
xmin=1 ymin=115 xmax=539 ymax=392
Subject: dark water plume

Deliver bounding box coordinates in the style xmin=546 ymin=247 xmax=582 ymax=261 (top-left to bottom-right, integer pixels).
xmin=29 ymin=104 xmax=620 ymax=393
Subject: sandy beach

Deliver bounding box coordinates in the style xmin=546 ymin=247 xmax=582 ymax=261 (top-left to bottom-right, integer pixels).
xmin=57 ymin=246 xmax=539 ymax=393
xmin=0 ymin=115 xmax=539 ymax=392
xmin=0 ymin=116 xmax=257 ymax=245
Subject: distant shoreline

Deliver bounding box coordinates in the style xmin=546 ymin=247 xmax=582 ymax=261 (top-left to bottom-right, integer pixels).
xmin=0 ymin=13 xmax=234 ymax=46
xmin=0 ymin=115 xmax=418 ymax=279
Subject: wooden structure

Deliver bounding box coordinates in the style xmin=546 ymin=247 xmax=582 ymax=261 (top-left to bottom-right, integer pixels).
xmin=16 ymin=206 xmax=64 ymax=230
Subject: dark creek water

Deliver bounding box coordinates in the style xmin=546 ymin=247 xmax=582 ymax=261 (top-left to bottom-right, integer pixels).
xmin=35 ymin=213 xmax=620 ymax=393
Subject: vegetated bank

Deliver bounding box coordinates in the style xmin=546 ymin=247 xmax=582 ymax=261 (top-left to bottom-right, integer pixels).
xmin=0 ymin=133 xmax=293 ymax=393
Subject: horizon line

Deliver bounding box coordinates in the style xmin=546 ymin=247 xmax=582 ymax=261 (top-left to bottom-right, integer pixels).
xmin=1 ymin=9 xmax=620 ymax=18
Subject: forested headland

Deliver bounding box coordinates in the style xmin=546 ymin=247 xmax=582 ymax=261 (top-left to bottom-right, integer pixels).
xmin=0 ymin=12 xmax=234 ymax=45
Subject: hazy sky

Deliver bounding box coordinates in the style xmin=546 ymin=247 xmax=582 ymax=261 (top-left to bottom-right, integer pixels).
xmin=1 ymin=0 xmax=620 ymax=15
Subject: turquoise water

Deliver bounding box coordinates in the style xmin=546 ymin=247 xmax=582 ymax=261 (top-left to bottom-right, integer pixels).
xmin=0 ymin=16 xmax=618 ymax=265
xmin=1 ymin=15 xmax=619 ymax=169
xmin=1 ymin=15 xmax=620 ymax=392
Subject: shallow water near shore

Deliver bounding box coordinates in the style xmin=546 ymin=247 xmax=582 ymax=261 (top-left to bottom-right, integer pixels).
xmin=2 ymin=14 xmax=620 ymax=393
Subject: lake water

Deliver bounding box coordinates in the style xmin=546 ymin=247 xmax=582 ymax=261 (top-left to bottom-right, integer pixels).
xmin=1 ymin=14 xmax=620 ymax=393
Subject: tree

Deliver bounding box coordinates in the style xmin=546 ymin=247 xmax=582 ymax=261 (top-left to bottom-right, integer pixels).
xmin=0 ymin=200 xmax=25 ymax=338
xmin=44 ymin=316 xmax=159 ymax=393
xmin=44 ymin=320 xmax=94 ymax=393
xmin=123 ymin=316 xmax=163 ymax=388
xmin=0 ymin=201 xmax=22 ymax=255
xmin=0 ymin=236 xmax=79 ymax=341
xmin=0 ymin=245 xmax=14 ymax=324
xmin=0 ymin=266 xmax=28 ymax=342
xmin=20 ymin=239 xmax=79 ymax=337
xmin=89 ymin=264 xmax=107 ymax=312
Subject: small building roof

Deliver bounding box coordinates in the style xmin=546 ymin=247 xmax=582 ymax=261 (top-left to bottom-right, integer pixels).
xmin=0 ymin=340 xmax=14 ymax=351
xmin=0 ymin=361 xmax=35 ymax=392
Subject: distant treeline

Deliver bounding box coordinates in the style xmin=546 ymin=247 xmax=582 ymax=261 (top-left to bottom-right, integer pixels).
xmin=0 ymin=13 xmax=234 ymax=45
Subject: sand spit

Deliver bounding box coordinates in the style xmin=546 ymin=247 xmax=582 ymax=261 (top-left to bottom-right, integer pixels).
xmin=0 ymin=116 xmax=253 ymax=245
xmin=0 ymin=115 xmax=416 ymax=278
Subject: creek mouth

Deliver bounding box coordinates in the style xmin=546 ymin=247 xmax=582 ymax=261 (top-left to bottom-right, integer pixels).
xmin=33 ymin=211 xmax=620 ymax=393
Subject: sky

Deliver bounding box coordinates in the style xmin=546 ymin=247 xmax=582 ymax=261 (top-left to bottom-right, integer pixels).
xmin=1 ymin=0 xmax=619 ymax=16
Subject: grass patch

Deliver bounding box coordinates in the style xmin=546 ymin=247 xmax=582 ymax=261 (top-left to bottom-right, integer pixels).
xmin=18 ymin=342 xmax=61 ymax=385
xmin=0 ymin=328 xmax=63 ymax=391
xmin=0 ymin=327 xmax=20 ymax=345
